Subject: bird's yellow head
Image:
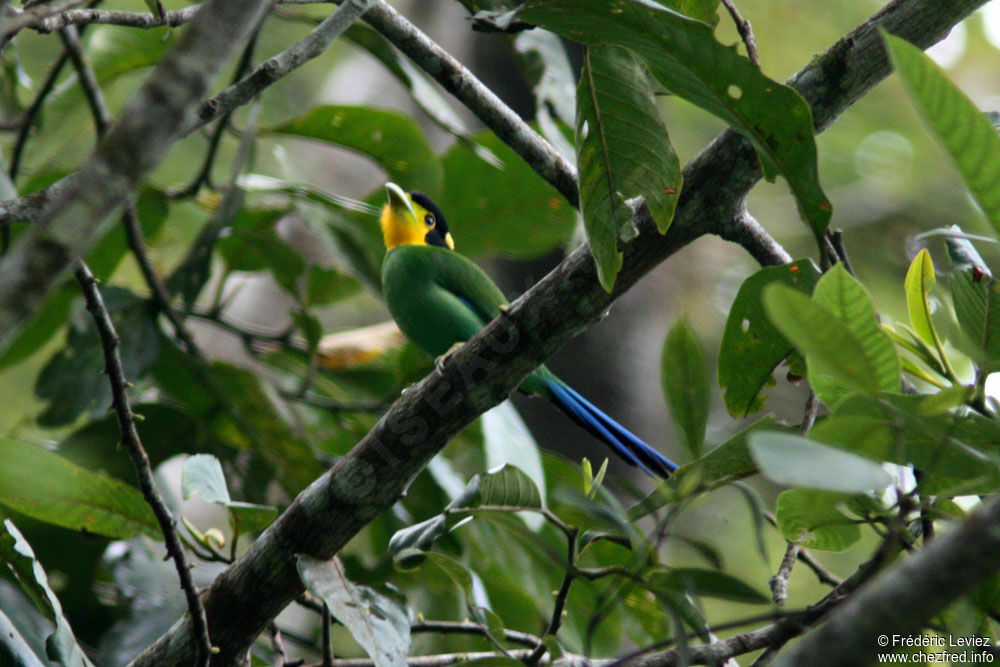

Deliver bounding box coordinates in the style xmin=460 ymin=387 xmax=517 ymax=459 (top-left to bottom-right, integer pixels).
xmin=380 ymin=182 xmax=455 ymax=251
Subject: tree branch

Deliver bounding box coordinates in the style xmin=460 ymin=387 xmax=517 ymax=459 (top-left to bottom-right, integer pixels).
xmin=130 ymin=1 xmax=986 ymax=664
xmin=74 ymin=262 xmax=213 ymax=666
xmin=775 ymin=496 xmax=1000 ymax=666
xmin=0 ymin=0 xmax=275 ymax=353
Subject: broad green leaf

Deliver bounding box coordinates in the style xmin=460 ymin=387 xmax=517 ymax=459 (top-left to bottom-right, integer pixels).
xmin=575 ymin=44 xmax=682 ymax=289
xmin=181 ymin=455 xmax=230 ymax=504
xmin=297 ymin=556 xmax=411 ymax=667
xmin=672 ymin=0 xmax=721 ymax=25
xmin=216 ymin=207 xmax=305 ymax=295
xmin=436 ymin=132 xmax=577 ymax=258
xmin=345 ymin=24 xmax=467 ymax=136
xmin=0 ymin=187 xmax=167 ymax=371
xmin=763 ymin=283 xmax=887 ymax=405
xmin=719 ymin=260 xmax=822 ymax=416
xmin=388 ymin=465 xmax=542 ymax=566
xmin=514 ymin=0 xmax=831 ymax=235
xmin=481 ymin=401 xmax=546 ymax=528
xmin=775 ymin=489 xmax=861 ymax=552
xmin=811 ymin=265 xmax=900 ymax=398
xmin=266 ymin=105 xmax=442 ymax=195
xmin=305 ymin=265 xmax=361 ymax=307
xmin=629 ymin=416 xmax=777 ymax=520
xmin=814 ymin=395 xmax=1000 ymax=494
xmin=0 ymin=520 xmax=92 ymax=667
xmin=225 ymin=502 xmax=277 ymax=536
xmin=951 ymin=269 xmax=1000 ymax=373
xmin=650 ymin=567 xmax=769 ymax=605
xmin=884 ymin=32 xmax=1000 ymax=238
xmin=206 ymin=364 xmax=323 ymax=496
xmin=0 ymin=440 xmax=159 ymax=539
xmin=732 ymin=481 xmax=769 ymax=562
xmin=34 ymin=288 xmax=160 ymax=426
xmin=905 ymin=249 xmax=937 ymax=346
xmin=748 ymin=432 xmax=891 ymax=493
xmin=662 ymin=319 xmax=710 ymax=459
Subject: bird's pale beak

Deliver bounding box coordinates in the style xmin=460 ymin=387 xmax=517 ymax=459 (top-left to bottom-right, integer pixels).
xmin=384 ymin=182 xmax=417 ymax=222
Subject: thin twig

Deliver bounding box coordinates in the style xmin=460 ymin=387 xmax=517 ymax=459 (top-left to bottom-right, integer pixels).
xmin=411 ymin=620 xmax=541 ymax=649
xmin=171 ymin=29 xmax=260 ymax=198
xmin=269 ymin=622 xmax=289 ymax=666
xmin=321 ymin=603 xmax=332 ymax=667
xmin=800 ymin=393 xmax=819 ymax=435
xmin=58 ymin=24 xmax=109 ymax=133
xmin=763 ymin=512 xmax=842 ymax=588
xmin=9 ymin=51 xmax=70 ymax=181
xmin=721 ymin=0 xmax=760 ymax=67
xmin=769 ymin=542 xmax=801 ymax=606
xmin=122 ymin=204 xmax=204 ymax=358
xmin=74 ymin=262 xmax=213 ymax=666
xmin=186 ymin=0 xmax=377 ymax=137
xmin=526 ymin=530 xmax=578 ymax=664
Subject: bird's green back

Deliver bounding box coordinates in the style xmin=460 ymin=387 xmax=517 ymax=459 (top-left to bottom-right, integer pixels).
xmin=382 ymin=244 xmax=508 ymax=358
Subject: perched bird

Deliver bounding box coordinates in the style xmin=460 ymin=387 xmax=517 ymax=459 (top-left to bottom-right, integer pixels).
xmin=379 ymin=182 xmax=677 ymax=478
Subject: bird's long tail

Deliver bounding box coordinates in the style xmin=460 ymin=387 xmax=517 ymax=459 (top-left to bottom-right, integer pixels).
xmin=543 ymin=378 xmax=678 ymax=478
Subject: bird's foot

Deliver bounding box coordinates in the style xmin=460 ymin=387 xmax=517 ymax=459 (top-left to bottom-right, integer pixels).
xmin=434 ymin=341 xmax=465 ymax=373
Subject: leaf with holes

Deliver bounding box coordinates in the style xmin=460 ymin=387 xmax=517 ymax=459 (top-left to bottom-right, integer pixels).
xmin=719 ymin=260 xmax=822 ymax=416
xmin=515 ymin=0 xmax=831 ymax=236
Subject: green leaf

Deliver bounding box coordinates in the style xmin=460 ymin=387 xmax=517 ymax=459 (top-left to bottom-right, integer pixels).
xmin=481 ymin=402 xmax=546 ymax=526
xmin=514 ymin=28 xmax=576 ymax=157
xmin=436 ymin=132 xmax=577 ymax=258
xmin=181 ymin=454 xmax=230 ymax=505
xmin=217 ymin=207 xmax=305 ymax=295
xmin=662 ymin=319 xmax=710 ymax=459
xmin=266 ymin=105 xmax=442 ymax=195
xmin=34 ymin=288 xmax=160 ymax=426
xmin=811 ymin=264 xmax=900 ymax=397
xmin=905 ymin=249 xmax=937 ymax=346
xmin=672 ymin=0 xmax=720 ymax=25
xmin=748 ymin=431 xmax=891 ymax=493
xmin=651 ymin=567 xmax=770 ymax=605
xmin=719 ymin=260 xmax=822 ymax=416
xmin=515 ymin=0 xmax=831 ymax=235
xmin=0 ymin=440 xmax=159 ymax=539
xmin=884 ymin=32 xmax=1000 ymax=238
xmin=345 ymin=24 xmax=467 ymax=136
xmin=304 ymin=265 xmax=361 ymax=307
xmin=297 ymin=556 xmax=411 ymax=667
xmin=388 ymin=465 xmax=542 ymax=566
xmin=775 ymin=489 xmax=861 ymax=552
xmin=225 ymin=501 xmax=277 ymax=536
xmin=0 ymin=520 xmax=93 ymax=667
xmin=575 ymin=44 xmax=682 ymax=289
xmin=763 ymin=283 xmax=886 ymax=405
xmin=731 ymin=481 xmax=769 ymax=563
xmin=951 ymin=269 xmax=1000 ymax=373
xmin=629 ymin=415 xmax=777 ymax=521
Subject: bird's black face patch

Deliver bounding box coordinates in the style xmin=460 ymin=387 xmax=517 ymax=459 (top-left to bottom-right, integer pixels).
xmin=410 ymin=191 xmax=452 ymax=249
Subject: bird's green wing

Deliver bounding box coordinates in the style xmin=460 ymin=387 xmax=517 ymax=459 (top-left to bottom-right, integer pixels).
xmin=382 ymin=245 xmax=507 ymax=358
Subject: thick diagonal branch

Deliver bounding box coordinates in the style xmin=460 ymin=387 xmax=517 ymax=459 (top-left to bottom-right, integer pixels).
xmin=0 ymin=0 xmax=274 ymax=352
xmin=130 ymin=0 xmax=986 ymax=664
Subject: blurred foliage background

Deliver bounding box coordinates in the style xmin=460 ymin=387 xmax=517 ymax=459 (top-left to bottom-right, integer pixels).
xmin=1 ymin=0 xmax=999 ymax=663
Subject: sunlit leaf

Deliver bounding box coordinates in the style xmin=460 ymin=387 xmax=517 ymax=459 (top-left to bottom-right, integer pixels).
xmin=267 ymin=105 xmax=442 ymax=196
xmin=749 ymin=431 xmax=891 ymax=493
xmin=885 ymin=32 xmax=1000 ymax=238
xmin=905 ymin=249 xmax=937 ymax=346
xmin=775 ymin=489 xmax=861 ymax=552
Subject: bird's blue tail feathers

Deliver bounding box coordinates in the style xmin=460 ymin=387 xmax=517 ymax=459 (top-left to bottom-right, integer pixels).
xmin=545 ymin=379 xmax=677 ymax=478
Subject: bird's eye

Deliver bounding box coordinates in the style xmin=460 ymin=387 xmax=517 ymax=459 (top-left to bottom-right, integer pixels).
xmin=424 ymin=214 xmax=435 ymax=227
